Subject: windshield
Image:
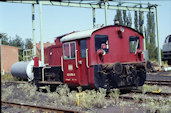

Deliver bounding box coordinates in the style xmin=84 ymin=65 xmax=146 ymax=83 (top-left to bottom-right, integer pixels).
xmin=129 ymin=36 xmax=140 ymax=53
xmin=95 ymin=35 xmax=109 ymax=53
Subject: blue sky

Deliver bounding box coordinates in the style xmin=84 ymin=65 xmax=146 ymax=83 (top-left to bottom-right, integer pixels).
xmin=0 ymin=1 xmax=171 ymax=49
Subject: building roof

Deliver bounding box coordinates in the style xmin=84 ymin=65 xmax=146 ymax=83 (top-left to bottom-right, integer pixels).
xmin=36 ymin=42 xmax=53 ymax=51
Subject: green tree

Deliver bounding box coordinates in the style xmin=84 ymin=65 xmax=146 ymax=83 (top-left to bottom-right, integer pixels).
xmin=123 ymin=10 xmax=127 ymax=26
xmin=0 ymin=33 xmax=9 ymax=45
xmin=9 ymin=35 xmax=24 ymax=49
xmin=139 ymin=6 xmax=144 ymax=33
xmin=127 ymin=12 xmax=132 ymax=27
xmin=114 ymin=9 xmax=123 ymax=25
xmin=146 ymin=11 xmax=157 ymax=60
xmin=25 ymin=38 xmax=33 ymax=49
xmin=134 ymin=11 xmax=138 ymax=31
xmin=8 ymin=35 xmax=24 ymax=61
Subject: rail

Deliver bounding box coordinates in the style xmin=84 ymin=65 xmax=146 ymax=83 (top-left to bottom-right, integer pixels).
xmin=2 ymin=100 xmax=83 ymax=113
xmin=145 ymin=80 xmax=171 ymax=86
xmin=117 ymin=91 xmax=171 ymax=103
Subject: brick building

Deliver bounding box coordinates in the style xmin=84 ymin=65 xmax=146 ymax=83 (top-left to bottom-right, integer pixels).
xmin=36 ymin=42 xmax=53 ymax=58
xmin=1 ymin=45 xmax=19 ymax=73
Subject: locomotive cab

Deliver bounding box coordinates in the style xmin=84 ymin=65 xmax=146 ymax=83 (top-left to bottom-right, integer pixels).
xmin=59 ymin=25 xmax=146 ymax=90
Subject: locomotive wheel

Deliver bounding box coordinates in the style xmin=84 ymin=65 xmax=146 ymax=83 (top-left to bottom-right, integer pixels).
xmin=113 ymin=62 xmax=123 ymax=75
xmin=137 ymin=68 xmax=146 ymax=86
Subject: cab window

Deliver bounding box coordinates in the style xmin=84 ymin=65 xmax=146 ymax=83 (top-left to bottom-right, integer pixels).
xmin=80 ymin=39 xmax=87 ymax=58
xmin=129 ymin=36 xmax=140 ymax=53
xmin=63 ymin=42 xmax=76 ymax=59
xmin=95 ymin=35 xmax=109 ymax=53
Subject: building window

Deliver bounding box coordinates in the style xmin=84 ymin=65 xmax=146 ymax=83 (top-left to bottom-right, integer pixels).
xmin=80 ymin=39 xmax=87 ymax=58
xmin=95 ymin=35 xmax=109 ymax=53
xmin=129 ymin=36 xmax=140 ymax=53
xmin=63 ymin=42 xmax=76 ymax=59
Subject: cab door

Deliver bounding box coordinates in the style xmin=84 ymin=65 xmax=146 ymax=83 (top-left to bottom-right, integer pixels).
xmin=78 ymin=39 xmax=89 ymax=86
xmin=62 ymin=41 xmax=78 ymax=86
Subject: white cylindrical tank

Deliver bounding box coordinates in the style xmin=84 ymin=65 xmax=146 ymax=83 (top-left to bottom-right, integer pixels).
xmin=10 ymin=60 xmax=42 ymax=81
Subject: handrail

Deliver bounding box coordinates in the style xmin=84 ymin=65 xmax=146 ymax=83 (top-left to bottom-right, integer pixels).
xmin=75 ymin=50 xmax=78 ymax=68
xmin=42 ymin=66 xmax=51 ymax=82
xmin=86 ymin=49 xmax=89 ymax=68
xmin=135 ymin=39 xmax=139 ymax=55
xmin=61 ymin=56 xmax=64 ymax=71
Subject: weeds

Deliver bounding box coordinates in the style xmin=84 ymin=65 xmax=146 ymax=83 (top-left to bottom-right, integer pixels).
xmin=2 ymin=82 xmax=171 ymax=112
xmin=133 ymin=93 xmax=140 ymax=104
xmin=77 ymin=86 xmax=82 ymax=93
xmin=75 ymin=88 xmax=108 ymax=109
xmin=142 ymin=84 xmax=150 ymax=94
xmin=56 ymin=84 xmax=70 ymax=96
xmin=109 ymin=89 xmax=120 ymax=105
xmin=95 ymin=88 xmax=107 ymax=108
xmin=147 ymin=98 xmax=156 ymax=113
xmin=45 ymin=85 xmax=51 ymax=93
xmin=68 ymin=91 xmax=77 ymax=106
xmin=1 ymin=73 xmax=19 ymax=81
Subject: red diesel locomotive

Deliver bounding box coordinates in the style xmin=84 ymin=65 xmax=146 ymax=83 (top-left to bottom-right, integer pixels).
xmin=33 ymin=25 xmax=147 ymax=90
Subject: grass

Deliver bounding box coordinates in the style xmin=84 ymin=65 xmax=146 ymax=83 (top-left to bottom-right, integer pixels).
xmin=142 ymin=84 xmax=160 ymax=94
xmin=109 ymin=89 xmax=120 ymax=105
xmin=1 ymin=73 xmax=19 ymax=81
xmin=133 ymin=93 xmax=140 ymax=104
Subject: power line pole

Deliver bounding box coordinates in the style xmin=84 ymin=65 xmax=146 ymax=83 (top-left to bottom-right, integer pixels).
xmin=39 ymin=1 xmax=44 ymax=64
xmin=32 ymin=4 xmax=36 ymax=57
xmin=155 ymin=5 xmax=161 ymax=66
xmin=0 ymin=36 xmax=3 ymax=76
xmin=104 ymin=0 xmax=108 ymax=26
xmin=92 ymin=8 xmax=96 ymax=28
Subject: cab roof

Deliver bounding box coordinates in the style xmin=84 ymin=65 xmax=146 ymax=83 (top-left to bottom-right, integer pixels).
xmin=60 ymin=25 xmax=143 ymax=42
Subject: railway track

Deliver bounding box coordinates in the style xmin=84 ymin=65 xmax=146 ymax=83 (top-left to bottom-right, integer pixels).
xmin=2 ymin=100 xmax=83 ymax=113
xmin=3 ymin=78 xmax=171 ymax=86
xmin=118 ymin=91 xmax=171 ymax=104
xmin=2 ymin=81 xmax=27 ymax=85
xmin=130 ymin=90 xmax=171 ymax=96
xmin=145 ymin=80 xmax=171 ymax=86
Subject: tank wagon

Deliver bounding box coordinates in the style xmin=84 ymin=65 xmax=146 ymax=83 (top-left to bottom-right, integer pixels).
xmin=163 ymin=35 xmax=171 ymax=65
xmin=31 ymin=25 xmax=148 ymax=90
